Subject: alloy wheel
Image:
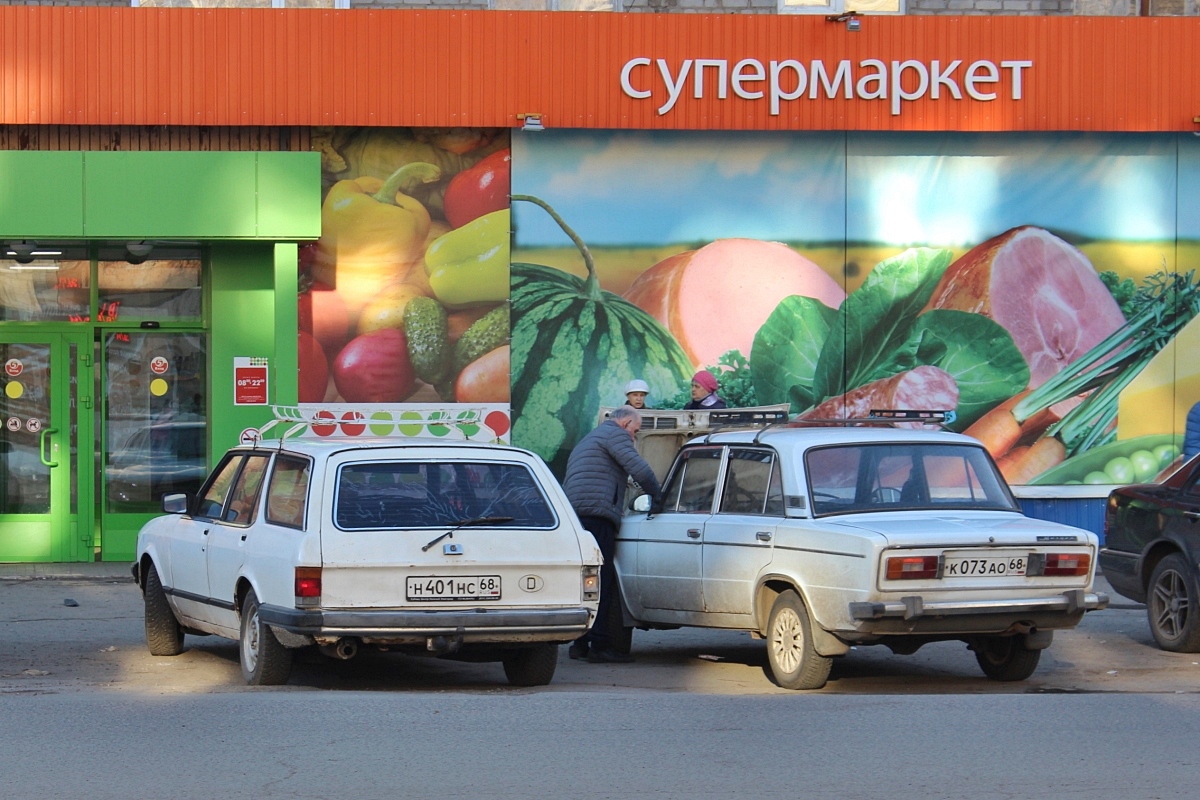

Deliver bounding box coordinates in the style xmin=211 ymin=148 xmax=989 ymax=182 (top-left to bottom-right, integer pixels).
xmin=1152 ymin=568 xmax=1189 ymax=640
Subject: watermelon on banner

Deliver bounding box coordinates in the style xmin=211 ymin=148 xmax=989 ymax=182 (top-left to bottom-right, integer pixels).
xmin=511 ymin=260 xmax=693 ymax=475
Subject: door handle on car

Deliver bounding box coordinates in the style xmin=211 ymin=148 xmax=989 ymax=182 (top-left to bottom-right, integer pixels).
xmin=687 ymin=528 xmax=702 ymax=539
xmin=39 ymin=427 xmax=59 ymax=468
xmin=1185 ymin=511 xmax=1200 ymax=521
xmin=756 ymin=531 xmax=773 ymax=542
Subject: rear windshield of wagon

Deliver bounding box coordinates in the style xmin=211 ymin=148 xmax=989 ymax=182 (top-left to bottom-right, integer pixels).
xmin=334 ymin=461 xmax=559 ymax=531
xmin=805 ymin=443 xmax=1019 ymax=518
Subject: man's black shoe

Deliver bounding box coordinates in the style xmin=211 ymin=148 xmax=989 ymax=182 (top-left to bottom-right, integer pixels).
xmin=586 ymin=647 xmax=634 ymax=664
xmin=568 ymin=643 xmax=589 ymax=660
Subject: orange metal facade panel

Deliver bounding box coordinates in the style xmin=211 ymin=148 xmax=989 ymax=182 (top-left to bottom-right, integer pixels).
xmin=0 ymin=8 xmax=1198 ymax=132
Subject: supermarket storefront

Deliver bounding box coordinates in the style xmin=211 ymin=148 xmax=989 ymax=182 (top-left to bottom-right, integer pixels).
xmin=0 ymin=150 xmax=318 ymax=562
xmin=2 ymin=9 xmax=1199 ymax=561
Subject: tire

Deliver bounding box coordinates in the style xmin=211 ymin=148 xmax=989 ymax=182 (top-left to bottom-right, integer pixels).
xmin=143 ymin=562 xmax=184 ymax=656
xmin=604 ymin=583 xmax=634 ymax=657
xmin=973 ymin=636 xmax=1042 ymax=681
xmin=239 ymin=590 xmax=293 ymax=686
xmin=502 ymin=644 xmax=559 ymax=687
xmin=765 ymin=590 xmax=831 ymax=690
xmin=1147 ymin=553 xmax=1200 ymax=652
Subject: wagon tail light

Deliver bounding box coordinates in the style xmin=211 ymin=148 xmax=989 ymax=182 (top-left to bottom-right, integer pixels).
xmin=582 ymin=566 xmax=600 ymax=601
xmin=885 ymin=556 xmax=940 ymax=580
xmin=1029 ymin=553 xmax=1091 ymax=577
xmin=295 ymin=566 xmax=322 ymax=608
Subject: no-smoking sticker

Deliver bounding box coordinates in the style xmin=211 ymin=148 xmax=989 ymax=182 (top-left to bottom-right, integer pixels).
xmin=4 ymin=359 xmax=22 ymax=377
xmin=150 ymin=356 xmax=169 ymax=375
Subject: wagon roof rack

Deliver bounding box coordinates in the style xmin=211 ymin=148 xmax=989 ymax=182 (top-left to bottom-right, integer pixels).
xmin=252 ymin=405 xmax=493 ymax=445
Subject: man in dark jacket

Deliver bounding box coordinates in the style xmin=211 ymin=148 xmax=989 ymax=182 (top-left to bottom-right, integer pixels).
xmin=562 ymin=406 xmax=661 ymax=663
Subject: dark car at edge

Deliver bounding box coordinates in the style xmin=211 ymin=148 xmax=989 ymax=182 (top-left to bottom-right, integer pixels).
xmin=1101 ymin=455 xmax=1200 ymax=652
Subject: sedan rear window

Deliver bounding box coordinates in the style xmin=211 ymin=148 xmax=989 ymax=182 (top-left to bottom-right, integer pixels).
xmin=334 ymin=461 xmax=558 ymax=530
xmin=805 ymin=443 xmax=1017 ymax=517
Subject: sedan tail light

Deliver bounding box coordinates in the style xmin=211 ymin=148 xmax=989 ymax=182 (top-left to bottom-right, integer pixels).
xmin=1042 ymin=553 xmax=1091 ymax=577
xmin=885 ymin=555 xmax=940 ymax=580
xmin=295 ymin=566 xmax=322 ymax=607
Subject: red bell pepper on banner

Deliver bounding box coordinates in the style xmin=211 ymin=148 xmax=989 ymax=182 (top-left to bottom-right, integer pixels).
xmin=443 ymin=148 xmax=511 ymax=228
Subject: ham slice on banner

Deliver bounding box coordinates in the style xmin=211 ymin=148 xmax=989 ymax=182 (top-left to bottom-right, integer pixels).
xmin=924 ymin=226 xmax=1126 ymax=389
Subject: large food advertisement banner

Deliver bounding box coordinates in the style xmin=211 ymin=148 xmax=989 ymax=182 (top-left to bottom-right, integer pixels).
xmin=510 ymin=131 xmax=1200 ymax=484
xmin=299 ymin=127 xmax=513 ymax=441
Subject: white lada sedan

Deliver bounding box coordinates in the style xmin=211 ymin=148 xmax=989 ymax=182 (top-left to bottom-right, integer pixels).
xmin=132 ymin=435 xmax=601 ymax=687
xmin=612 ymin=426 xmax=1108 ymax=690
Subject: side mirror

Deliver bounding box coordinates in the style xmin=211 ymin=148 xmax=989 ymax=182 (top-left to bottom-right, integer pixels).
xmin=161 ymin=493 xmax=189 ymax=515
xmin=632 ymin=494 xmax=652 ymax=513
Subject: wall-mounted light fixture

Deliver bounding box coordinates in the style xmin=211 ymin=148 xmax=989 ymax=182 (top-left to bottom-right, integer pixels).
xmin=517 ymin=113 xmax=545 ymax=132
xmin=125 ymin=241 xmax=154 ymax=264
xmin=826 ymin=11 xmax=861 ymax=31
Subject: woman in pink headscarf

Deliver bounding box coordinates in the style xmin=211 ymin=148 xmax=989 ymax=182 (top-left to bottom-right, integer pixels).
xmin=684 ymin=369 xmax=727 ymax=410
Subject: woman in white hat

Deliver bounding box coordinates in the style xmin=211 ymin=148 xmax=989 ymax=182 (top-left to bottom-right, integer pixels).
xmin=624 ymin=379 xmax=651 ymax=409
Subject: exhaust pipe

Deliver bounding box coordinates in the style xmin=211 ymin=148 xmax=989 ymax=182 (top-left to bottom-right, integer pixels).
xmin=321 ymin=637 xmax=359 ymax=660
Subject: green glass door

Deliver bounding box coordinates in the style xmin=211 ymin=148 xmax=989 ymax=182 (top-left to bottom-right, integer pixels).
xmin=0 ymin=331 xmax=93 ymax=562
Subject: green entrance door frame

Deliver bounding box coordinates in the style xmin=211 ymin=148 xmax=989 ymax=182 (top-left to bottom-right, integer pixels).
xmin=0 ymin=150 xmax=320 ymax=562
xmin=0 ymin=328 xmax=93 ymax=562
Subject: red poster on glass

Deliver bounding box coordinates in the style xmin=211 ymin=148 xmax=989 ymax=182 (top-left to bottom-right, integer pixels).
xmin=234 ymin=357 xmax=269 ymax=406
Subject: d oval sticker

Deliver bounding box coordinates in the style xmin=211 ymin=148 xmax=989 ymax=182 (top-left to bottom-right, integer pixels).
xmin=518 ymin=575 xmax=544 ymax=593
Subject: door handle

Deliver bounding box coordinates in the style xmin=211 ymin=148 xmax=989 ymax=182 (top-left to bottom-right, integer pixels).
xmin=39 ymin=427 xmax=59 ymax=468
xmin=756 ymin=531 xmax=773 ymax=542
xmin=687 ymin=528 xmax=702 ymax=539
xmin=1185 ymin=511 xmax=1200 ymax=520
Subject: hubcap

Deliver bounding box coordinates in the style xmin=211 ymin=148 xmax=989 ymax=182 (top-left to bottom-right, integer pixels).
xmin=770 ymin=607 xmax=804 ymax=674
xmin=1152 ymin=569 xmax=1189 ymax=640
xmin=242 ymin=607 xmax=260 ymax=672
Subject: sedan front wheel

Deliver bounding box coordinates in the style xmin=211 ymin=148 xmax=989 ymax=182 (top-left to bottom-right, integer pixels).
xmin=1147 ymin=553 xmax=1200 ymax=653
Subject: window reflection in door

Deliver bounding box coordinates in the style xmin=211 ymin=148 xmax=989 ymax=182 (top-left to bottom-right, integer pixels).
xmin=0 ymin=343 xmax=52 ymax=514
xmin=105 ymin=333 xmax=208 ymax=513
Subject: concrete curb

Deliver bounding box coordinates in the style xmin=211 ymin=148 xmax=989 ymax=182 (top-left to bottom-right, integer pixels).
xmin=0 ymin=562 xmax=133 ymax=581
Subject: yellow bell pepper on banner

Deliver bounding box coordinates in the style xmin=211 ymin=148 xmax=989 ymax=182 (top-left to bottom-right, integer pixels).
xmin=313 ymin=161 xmax=442 ymax=321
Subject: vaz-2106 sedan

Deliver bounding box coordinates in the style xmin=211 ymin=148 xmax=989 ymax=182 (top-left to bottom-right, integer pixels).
xmin=132 ymin=422 xmax=602 ymax=688
xmin=612 ymin=426 xmax=1109 ymax=689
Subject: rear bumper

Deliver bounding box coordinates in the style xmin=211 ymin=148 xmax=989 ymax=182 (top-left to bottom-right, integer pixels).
xmin=850 ymin=590 xmax=1109 ymax=623
xmin=258 ymin=604 xmax=593 ymax=644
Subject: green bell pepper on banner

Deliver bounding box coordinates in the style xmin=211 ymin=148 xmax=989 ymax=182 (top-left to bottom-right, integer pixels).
xmin=425 ymin=208 xmax=510 ymax=308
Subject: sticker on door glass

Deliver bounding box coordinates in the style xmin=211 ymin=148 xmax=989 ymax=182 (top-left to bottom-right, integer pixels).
xmin=5 ymin=417 xmax=20 ymax=431
xmin=5 ymin=382 xmax=23 ymax=399
xmin=4 ymin=359 xmax=22 ymax=377
xmin=25 ymin=418 xmax=41 ymax=433
xmin=149 ymin=356 xmax=170 ymax=375
xmin=149 ymin=378 xmax=169 ymax=397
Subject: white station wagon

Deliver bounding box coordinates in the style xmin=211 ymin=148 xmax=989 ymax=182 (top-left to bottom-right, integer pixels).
xmin=611 ymin=420 xmax=1109 ymax=690
xmin=132 ymin=414 xmax=602 ymax=687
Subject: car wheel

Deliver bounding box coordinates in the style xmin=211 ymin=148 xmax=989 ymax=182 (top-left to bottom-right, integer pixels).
xmin=766 ymin=590 xmax=831 ymax=690
xmin=604 ymin=584 xmax=634 ymax=657
xmin=143 ymin=562 xmax=184 ymax=656
xmin=502 ymin=644 xmax=559 ymax=687
xmin=1147 ymin=553 xmax=1200 ymax=652
xmin=973 ymin=636 xmax=1041 ymax=681
xmin=239 ymin=590 xmax=293 ymax=686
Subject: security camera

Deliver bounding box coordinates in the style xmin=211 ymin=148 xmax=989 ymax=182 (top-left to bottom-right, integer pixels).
xmin=125 ymin=242 xmax=154 ymax=264
xmin=9 ymin=241 xmax=36 ymax=264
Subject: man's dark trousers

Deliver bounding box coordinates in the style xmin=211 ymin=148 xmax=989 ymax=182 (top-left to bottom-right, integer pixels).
xmin=577 ymin=514 xmax=618 ymax=650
